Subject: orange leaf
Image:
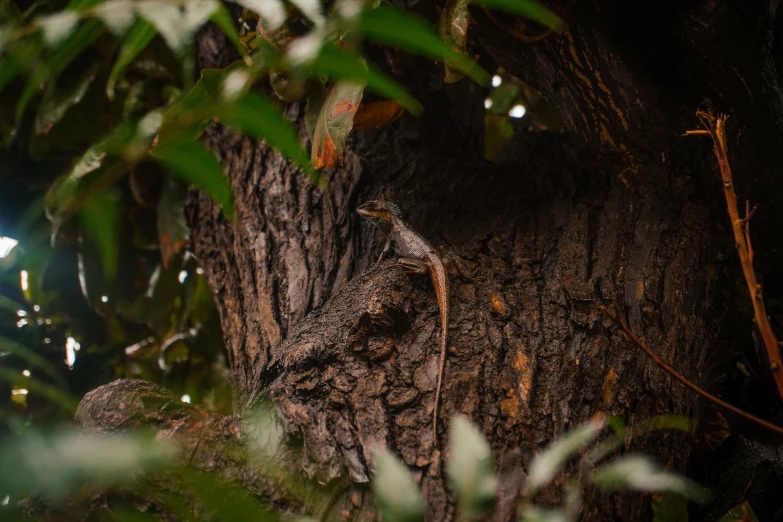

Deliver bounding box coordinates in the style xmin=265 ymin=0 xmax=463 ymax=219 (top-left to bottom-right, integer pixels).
xmin=353 ymin=101 xmax=405 ymax=131
xmin=311 ymin=82 xmax=364 ymax=169
xmin=314 ymin=135 xmax=338 ymax=170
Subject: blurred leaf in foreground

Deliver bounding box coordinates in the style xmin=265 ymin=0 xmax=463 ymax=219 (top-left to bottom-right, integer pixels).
xmin=371 ymin=447 xmax=424 ymax=522
xmin=311 ymin=81 xmax=364 ymax=170
xmin=718 ymin=501 xmax=759 ymax=522
xmin=438 ymin=0 xmax=471 ymax=83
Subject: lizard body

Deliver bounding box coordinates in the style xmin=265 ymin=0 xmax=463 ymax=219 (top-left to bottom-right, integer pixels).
xmin=357 ymin=200 xmax=449 ymax=445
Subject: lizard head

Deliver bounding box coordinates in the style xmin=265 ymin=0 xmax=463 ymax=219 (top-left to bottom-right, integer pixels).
xmin=357 ymin=199 xmax=394 ymax=222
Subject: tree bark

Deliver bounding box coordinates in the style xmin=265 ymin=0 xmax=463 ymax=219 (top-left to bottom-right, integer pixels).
xmin=78 ymin=0 xmax=783 ymax=520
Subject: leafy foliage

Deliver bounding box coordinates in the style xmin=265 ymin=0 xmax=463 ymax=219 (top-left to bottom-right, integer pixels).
xmin=0 ymin=410 xmax=708 ymax=521
xmin=0 ymin=0 xmax=567 ymax=427
xmin=0 ymin=0 xmax=571 ymax=516
xmin=447 ymin=414 xmax=498 ymax=518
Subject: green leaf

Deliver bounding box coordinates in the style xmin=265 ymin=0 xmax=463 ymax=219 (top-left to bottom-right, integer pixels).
xmin=107 ymin=19 xmax=158 ymax=98
xmin=157 ymin=177 xmax=189 ymax=269
xmin=447 ymin=414 xmax=498 ymax=520
xmin=36 ymin=10 xmax=80 ymax=46
xmin=519 ymin=506 xmax=569 ymax=522
xmin=0 ymin=368 xmax=76 ymax=413
xmin=270 ymin=69 xmax=311 ymax=102
xmin=484 ymin=113 xmax=514 ymax=161
xmin=80 ymin=189 xmax=120 ymax=280
xmin=35 ymin=59 xmax=98 ymax=135
xmin=16 ymin=19 xmax=104 ymax=121
xmin=525 ymin=417 xmax=605 ymax=494
xmin=310 ymin=44 xmax=421 ymax=114
xmin=486 ymin=73 xmax=563 ymax=133
xmin=305 ymin=82 xmax=326 ymax=141
xmin=0 ymin=335 xmax=68 ymax=389
xmin=587 ymin=415 xmax=695 ymax=466
xmin=285 ymin=27 xmax=326 ymax=65
xmin=0 ymin=294 xmax=27 ymax=315
xmin=0 ymin=23 xmax=11 ymax=54
xmin=360 ymin=5 xmax=488 ymax=86
xmin=439 ymin=0 xmax=471 ymax=83
xmin=606 ymin=415 xmax=627 ymax=436
xmin=156 ymin=65 xmax=240 ymax=146
xmin=136 ymin=0 xmax=218 ymax=54
xmin=311 ymin=81 xmax=363 ymax=170
xmin=652 ymin=492 xmax=689 ymax=522
xmin=44 ymin=121 xmax=137 ymax=229
xmin=237 ymin=0 xmax=286 ymax=31
xmin=371 ymin=447 xmax=424 ymax=522
xmin=210 ymin=4 xmax=251 ymax=66
xmin=152 ymin=140 xmax=235 ymax=221
xmin=0 ymin=431 xmax=175 ymax=498
xmin=0 ymin=37 xmax=44 ymax=95
xmin=590 ymin=455 xmax=708 ymax=502
xmin=473 ymin=0 xmax=566 ymax=33
xmin=114 ymin=508 xmax=161 ymax=522
xmin=289 ymin=0 xmax=325 ymax=26
xmin=91 ymin=0 xmax=136 ymax=36
xmin=637 ymin=415 xmax=694 ymax=434
xmin=719 ymin=501 xmax=759 ymax=522
xmin=68 ymin=0 xmax=103 ymax=10
xmin=216 ymin=93 xmax=320 ymax=184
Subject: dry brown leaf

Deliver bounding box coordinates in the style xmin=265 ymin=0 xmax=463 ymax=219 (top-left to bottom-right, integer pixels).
xmin=353 ymin=100 xmax=405 ymax=131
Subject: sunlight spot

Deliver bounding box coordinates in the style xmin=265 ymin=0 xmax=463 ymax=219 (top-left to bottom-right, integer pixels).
xmin=181 ymin=394 xmax=191 ymax=404
xmin=484 ymin=98 xmax=493 ymax=109
xmin=286 ymin=29 xmax=324 ymax=65
xmin=1 ymin=495 xmax=8 ymax=505
xmin=196 ymin=267 xmax=204 ymax=275
xmin=100 ymin=295 xmax=109 ymax=303
xmin=222 ymin=70 xmax=249 ymax=100
xmin=509 ymin=104 xmax=526 ymax=119
xmin=178 ymin=270 xmax=188 ymax=284
xmin=44 ymin=338 xmax=51 ymax=344
xmin=11 ymin=389 xmax=28 ymax=395
xmin=16 ymin=310 xmax=26 ymax=317
xmin=16 ymin=318 xmax=27 ymax=328
xmin=0 ymin=236 xmax=18 ymax=257
xmin=33 ymin=304 xmax=40 ymax=312
xmin=137 ymin=110 xmax=163 ymax=140
xmin=22 ymin=369 xmax=30 ymax=377
xmin=66 ymin=336 xmax=81 ymax=369
xmin=45 ymin=318 xmax=52 ymax=325
xmin=491 ymin=75 xmax=502 ymax=87
xmin=20 ymin=270 xmax=28 ymax=292
xmin=338 ymin=0 xmax=361 ymax=19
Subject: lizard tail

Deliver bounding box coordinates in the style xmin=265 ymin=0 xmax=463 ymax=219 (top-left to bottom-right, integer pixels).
xmin=433 ymin=303 xmax=448 ymax=446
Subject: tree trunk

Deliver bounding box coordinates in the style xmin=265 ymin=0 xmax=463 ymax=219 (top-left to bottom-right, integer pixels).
xmin=77 ymin=1 xmax=783 ymax=520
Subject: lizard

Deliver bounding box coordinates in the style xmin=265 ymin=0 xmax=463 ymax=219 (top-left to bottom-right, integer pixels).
xmin=357 ymin=198 xmax=452 ymax=446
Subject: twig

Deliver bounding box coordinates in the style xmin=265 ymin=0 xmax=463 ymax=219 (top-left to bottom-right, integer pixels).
xmin=686 ymin=111 xmax=783 ymax=402
xmin=482 ymin=7 xmax=552 ymax=43
xmin=744 ymin=201 xmax=755 ymax=263
xmin=600 ymin=305 xmax=783 ymax=435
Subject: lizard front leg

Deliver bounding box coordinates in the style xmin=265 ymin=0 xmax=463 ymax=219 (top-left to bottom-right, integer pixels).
xmin=375 ymin=231 xmax=394 ymax=266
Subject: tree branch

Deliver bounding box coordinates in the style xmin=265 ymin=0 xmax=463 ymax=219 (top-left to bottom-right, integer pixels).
xmin=600 ymin=305 xmax=783 ymax=435
xmin=686 ymin=111 xmax=783 ymax=403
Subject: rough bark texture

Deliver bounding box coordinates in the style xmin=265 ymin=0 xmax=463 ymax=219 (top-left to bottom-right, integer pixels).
xmin=164 ymin=0 xmax=783 ymax=520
